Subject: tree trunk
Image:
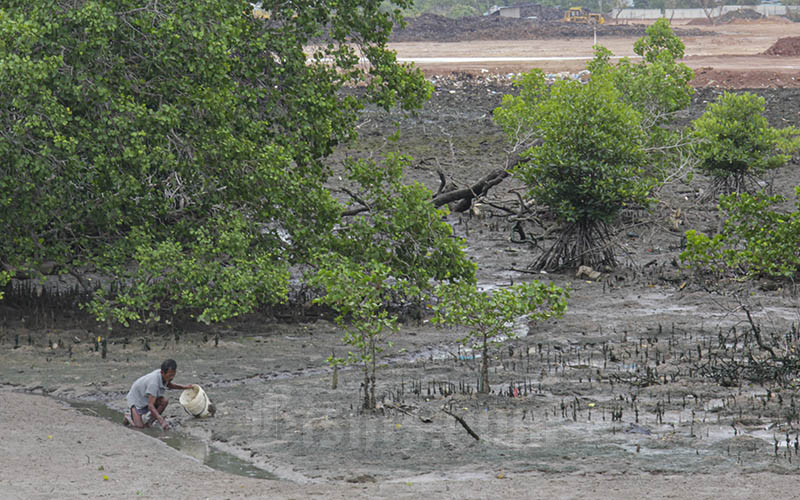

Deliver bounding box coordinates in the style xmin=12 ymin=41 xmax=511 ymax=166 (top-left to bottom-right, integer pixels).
xmin=362 ymin=364 xmax=371 ymax=411
xmin=363 ymin=337 xmax=377 ymax=410
xmin=479 ymin=335 xmax=490 ymax=394
xmin=342 ymin=157 xmax=520 ymax=218
xmin=432 ymin=169 xmax=509 ymax=212
xmin=369 ymin=338 xmax=376 ymax=410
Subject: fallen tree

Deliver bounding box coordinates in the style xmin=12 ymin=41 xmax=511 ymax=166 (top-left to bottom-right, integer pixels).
xmin=432 ymin=168 xmax=510 ymax=212
xmin=342 ymin=158 xmax=518 ymax=217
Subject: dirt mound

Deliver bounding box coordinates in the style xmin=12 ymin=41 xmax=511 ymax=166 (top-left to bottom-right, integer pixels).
xmin=718 ymin=8 xmax=763 ymax=23
xmin=727 ymin=16 xmax=790 ymax=24
xmin=763 ymin=36 xmax=800 ymax=56
xmin=686 ymin=8 xmax=766 ymax=25
xmin=691 ymin=66 xmax=800 ymax=88
xmin=391 ymin=14 xmax=541 ymax=42
xmin=763 ymin=16 xmax=793 ymax=23
xmin=391 ymin=14 xmax=710 ymax=42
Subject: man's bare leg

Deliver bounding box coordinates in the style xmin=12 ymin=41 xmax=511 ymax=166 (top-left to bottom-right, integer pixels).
xmin=129 ymin=406 xmax=146 ymax=428
xmin=145 ymin=397 xmax=168 ymax=427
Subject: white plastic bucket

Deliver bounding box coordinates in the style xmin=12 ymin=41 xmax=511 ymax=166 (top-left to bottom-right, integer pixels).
xmin=180 ymin=385 xmax=212 ymax=417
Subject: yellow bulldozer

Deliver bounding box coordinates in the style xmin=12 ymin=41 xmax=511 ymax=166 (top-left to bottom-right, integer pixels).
xmin=563 ymin=7 xmax=605 ymax=24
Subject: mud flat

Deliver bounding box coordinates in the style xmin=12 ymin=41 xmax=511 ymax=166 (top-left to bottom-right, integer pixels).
xmin=3 ymin=68 xmax=800 ymax=498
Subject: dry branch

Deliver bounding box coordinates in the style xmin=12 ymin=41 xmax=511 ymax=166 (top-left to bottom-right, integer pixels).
xmin=441 ymin=407 xmax=480 ymax=441
xmin=341 ymin=157 xmax=519 ymax=217
xmin=432 ymin=168 xmax=509 ymax=212
xmin=384 ymin=402 xmax=433 ymax=423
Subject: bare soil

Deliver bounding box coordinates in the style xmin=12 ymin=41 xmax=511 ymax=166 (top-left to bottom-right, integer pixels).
xmin=764 ymin=36 xmax=800 ymax=56
xmin=390 ymin=18 xmax=800 ymax=87
xmin=3 ymin=17 xmax=800 ymax=500
xmin=390 ymin=14 xmax=711 ymax=43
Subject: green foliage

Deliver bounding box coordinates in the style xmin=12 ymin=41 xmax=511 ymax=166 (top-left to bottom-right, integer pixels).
xmin=0 ymin=271 xmax=8 ymax=300
xmin=310 ymin=256 xmax=406 ymax=410
xmin=494 ymin=20 xmax=694 ymax=270
xmin=447 ymin=5 xmax=480 ymax=17
xmin=633 ymin=18 xmax=686 ymax=62
xmin=333 ymin=153 xmax=476 ymax=289
xmin=0 ymin=0 xmax=431 ymax=326
xmin=681 ymin=188 xmax=800 ymax=279
xmin=492 ymin=69 xmax=550 ymax=154
xmin=586 ymin=20 xmax=694 ymax=187
xmin=85 ymin=215 xmax=290 ymax=327
xmin=691 ymin=91 xmax=800 ymax=194
xmin=589 ymin=19 xmax=694 ymax=129
xmin=497 ymin=71 xmax=650 ymax=226
xmin=313 ymin=151 xmax=475 ymax=408
xmin=434 ymin=280 xmax=568 ymax=392
xmin=495 ymin=70 xmax=652 ymax=269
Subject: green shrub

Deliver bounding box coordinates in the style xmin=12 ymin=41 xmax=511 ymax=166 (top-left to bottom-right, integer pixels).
xmin=495 ymin=70 xmax=652 ymax=270
xmin=691 ymin=92 xmax=800 ymax=195
xmin=682 ymin=188 xmax=800 ymax=279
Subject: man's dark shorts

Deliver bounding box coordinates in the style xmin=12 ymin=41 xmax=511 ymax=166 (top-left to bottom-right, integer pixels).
xmin=131 ymin=405 xmax=149 ymax=416
xmin=130 ymin=397 xmax=164 ymax=416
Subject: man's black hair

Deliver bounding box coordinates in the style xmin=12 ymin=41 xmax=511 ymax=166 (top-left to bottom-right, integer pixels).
xmin=161 ymin=359 xmax=177 ymax=372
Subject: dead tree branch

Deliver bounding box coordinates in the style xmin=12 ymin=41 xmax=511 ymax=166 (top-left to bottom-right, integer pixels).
xmin=743 ymin=305 xmax=777 ymax=359
xmin=341 ymin=156 xmax=520 ymax=217
xmin=435 ymin=170 xmax=447 ymax=197
xmin=432 ymin=168 xmax=509 ymax=212
xmin=384 ymin=402 xmax=433 ymax=423
xmin=441 ymin=406 xmax=480 ymax=441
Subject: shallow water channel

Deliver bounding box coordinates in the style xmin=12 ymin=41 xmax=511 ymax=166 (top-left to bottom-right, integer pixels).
xmin=67 ymin=399 xmax=276 ymax=480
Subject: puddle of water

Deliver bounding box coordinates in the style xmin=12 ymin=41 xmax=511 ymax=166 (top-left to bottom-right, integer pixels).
xmin=67 ymin=400 xmax=276 ymax=480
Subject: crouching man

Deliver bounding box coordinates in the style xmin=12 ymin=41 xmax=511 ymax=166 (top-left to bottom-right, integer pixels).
xmin=125 ymin=359 xmax=193 ymax=430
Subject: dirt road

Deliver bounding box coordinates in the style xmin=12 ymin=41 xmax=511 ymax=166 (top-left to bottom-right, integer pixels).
xmin=390 ymin=19 xmax=800 ymax=84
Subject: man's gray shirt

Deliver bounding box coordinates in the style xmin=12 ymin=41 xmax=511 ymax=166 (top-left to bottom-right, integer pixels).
xmin=126 ymin=369 xmax=166 ymax=409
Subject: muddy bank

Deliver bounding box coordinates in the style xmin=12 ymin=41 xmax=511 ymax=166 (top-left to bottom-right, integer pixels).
xmin=9 ymin=391 xmax=800 ymax=499
xmin=4 ymin=278 xmax=800 ymax=484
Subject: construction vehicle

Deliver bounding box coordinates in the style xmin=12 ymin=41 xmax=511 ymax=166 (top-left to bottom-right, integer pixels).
xmin=562 ymin=7 xmax=605 ymax=24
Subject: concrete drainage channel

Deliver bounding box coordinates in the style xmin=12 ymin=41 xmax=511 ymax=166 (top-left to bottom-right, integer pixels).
xmin=67 ymin=399 xmax=277 ymax=480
